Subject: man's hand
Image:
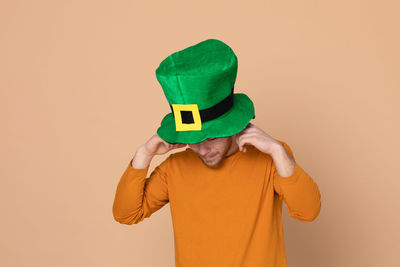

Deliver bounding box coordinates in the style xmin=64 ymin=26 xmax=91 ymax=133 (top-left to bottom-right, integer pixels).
xmin=235 ymin=123 xmax=281 ymax=155
xmin=131 ymin=134 xmax=186 ymax=169
xmin=236 ymin=123 xmax=296 ymax=177
xmin=141 ymin=134 xmax=186 ymax=157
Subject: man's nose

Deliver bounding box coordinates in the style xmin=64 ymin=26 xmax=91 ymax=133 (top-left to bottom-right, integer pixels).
xmin=198 ymin=143 xmax=211 ymax=156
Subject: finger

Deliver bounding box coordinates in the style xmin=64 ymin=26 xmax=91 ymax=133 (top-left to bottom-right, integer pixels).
xmin=171 ymin=143 xmax=186 ymax=149
xmin=237 ymin=136 xmax=253 ymax=151
xmin=239 ymin=132 xmax=257 ymax=138
xmin=241 ymin=126 xmax=257 ymax=135
xmin=237 ymin=133 xmax=257 ymax=146
xmin=175 ymin=143 xmax=186 ymax=148
xmin=244 ymin=127 xmax=259 ymax=134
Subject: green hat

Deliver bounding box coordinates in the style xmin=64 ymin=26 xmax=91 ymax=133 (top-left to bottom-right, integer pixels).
xmin=155 ymin=38 xmax=255 ymax=144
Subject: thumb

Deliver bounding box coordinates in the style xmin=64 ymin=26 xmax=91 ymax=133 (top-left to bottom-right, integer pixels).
xmin=237 ymin=139 xmax=247 ymax=152
xmin=235 ymin=138 xmax=242 ymax=151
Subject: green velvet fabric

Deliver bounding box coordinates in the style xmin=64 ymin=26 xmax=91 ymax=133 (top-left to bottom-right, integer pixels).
xmin=155 ymin=39 xmax=255 ymax=144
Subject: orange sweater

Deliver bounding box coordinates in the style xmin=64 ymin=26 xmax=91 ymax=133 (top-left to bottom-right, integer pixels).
xmin=112 ymin=140 xmax=321 ymax=267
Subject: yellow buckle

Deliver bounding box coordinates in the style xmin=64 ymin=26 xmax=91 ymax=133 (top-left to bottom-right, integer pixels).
xmin=171 ymin=104 xmax=202 ymax=131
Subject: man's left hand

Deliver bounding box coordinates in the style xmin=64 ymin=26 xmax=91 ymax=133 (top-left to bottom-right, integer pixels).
xmin=236 ymin=123 xmax=282 ymax=155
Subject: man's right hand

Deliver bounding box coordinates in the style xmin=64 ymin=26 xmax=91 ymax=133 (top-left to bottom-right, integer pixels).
xmin=141 ymin=134 xmax=186 ymax=157
xmin=131 ymin=134 xmax=186 ymax=169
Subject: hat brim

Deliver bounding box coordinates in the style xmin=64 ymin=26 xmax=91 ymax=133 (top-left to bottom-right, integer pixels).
xmin=156 ymin=93 xmax=255 ymax=144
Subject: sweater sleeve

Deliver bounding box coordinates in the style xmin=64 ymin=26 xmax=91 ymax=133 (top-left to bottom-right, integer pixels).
xmin=112 ymin=155 xmax=171 ymax=225
xmin=272 ymin=141 xmax=321 ymax=222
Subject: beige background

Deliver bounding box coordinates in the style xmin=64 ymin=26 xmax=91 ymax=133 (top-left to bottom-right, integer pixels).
xmin=1 ymin=0 xmax=399 ymax=266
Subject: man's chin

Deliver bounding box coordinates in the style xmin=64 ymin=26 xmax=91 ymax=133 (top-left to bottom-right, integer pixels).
xmin=202 ymin=158 xmax=222 ymax=168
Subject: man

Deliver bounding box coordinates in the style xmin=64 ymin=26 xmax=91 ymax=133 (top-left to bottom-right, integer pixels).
xmin=112 ymin=39 xmax=321 ymax=267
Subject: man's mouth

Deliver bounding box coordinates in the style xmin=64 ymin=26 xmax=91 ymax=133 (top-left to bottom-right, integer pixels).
xmin=204 ymin=154 xmax=216 ymax=160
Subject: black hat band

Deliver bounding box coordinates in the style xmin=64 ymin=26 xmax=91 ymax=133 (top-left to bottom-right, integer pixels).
xmin=170 ymin=87 xmax=235 ymax=124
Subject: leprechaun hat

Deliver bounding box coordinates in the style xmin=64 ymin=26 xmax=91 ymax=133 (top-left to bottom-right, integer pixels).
xmin=155 ymin=38 xmax=255 ymax=144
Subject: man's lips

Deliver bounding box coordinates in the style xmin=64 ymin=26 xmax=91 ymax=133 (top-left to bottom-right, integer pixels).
xmin=204 ymin=154 xmax=216 ymax=160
